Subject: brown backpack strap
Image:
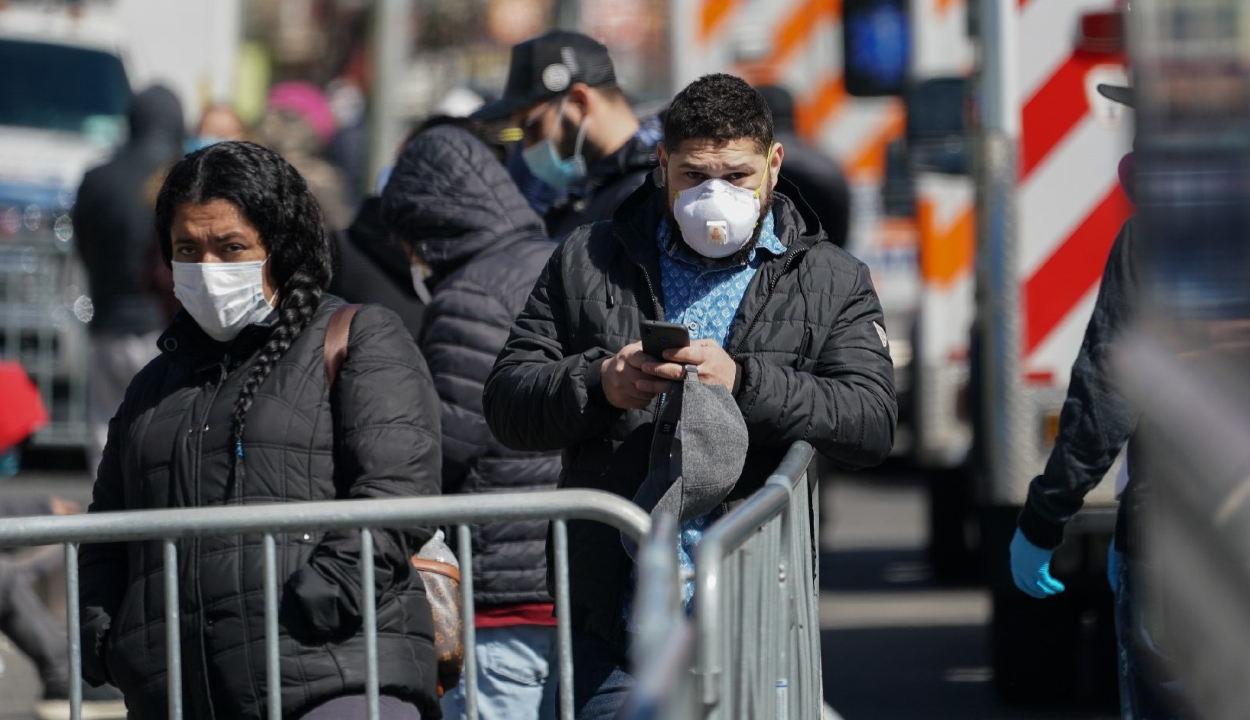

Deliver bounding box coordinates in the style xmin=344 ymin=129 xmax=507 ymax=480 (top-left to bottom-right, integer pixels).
xmin=323 ymin=304 xmax=363 ymax=386
xmin=411 ymin=557 xmax=461 ymax=583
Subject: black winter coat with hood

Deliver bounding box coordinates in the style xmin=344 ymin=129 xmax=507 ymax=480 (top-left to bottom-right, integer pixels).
xmin=78 ymin=299 xmax=443 ymax=719
xmin=74 ymin=86 xmax=184 ymax=336
xmin=381 ymin=125 xmax=561 ymax=607
xmin=483 ymin=177 xmax=897 ymax=649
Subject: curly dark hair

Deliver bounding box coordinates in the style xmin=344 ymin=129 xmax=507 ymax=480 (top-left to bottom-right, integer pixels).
xmin=154 ymin=141 xmax=333 ymax=471
xmin=663 ymin=73 xmax=774 ymax=155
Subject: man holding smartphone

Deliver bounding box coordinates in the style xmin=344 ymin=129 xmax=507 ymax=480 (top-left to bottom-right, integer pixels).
xmin=484 ymin=73 xmax=896 ymax=719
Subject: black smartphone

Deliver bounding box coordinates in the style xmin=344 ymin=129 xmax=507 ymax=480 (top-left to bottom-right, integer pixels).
xmin=640 ymin=319 xmax=691 ymax=360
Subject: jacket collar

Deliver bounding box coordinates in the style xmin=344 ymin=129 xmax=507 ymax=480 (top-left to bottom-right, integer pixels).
xmin=157 ymin=308 xmax=281 ymax=372
xmin=610 ymin=173 xmax=827 ymax=267
xmin=572 ymin=130 xmax=660 ymax=198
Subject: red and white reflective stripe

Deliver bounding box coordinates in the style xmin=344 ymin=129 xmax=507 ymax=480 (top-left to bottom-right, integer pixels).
xmin=1016 ymin=0 xmax=1131 ymax=377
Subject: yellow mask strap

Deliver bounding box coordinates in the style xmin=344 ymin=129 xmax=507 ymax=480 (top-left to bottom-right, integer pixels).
xmin=669 ymin=143 xmax=776 ymax=200
xmin=753 ymin=145 xmax=776 ymax=200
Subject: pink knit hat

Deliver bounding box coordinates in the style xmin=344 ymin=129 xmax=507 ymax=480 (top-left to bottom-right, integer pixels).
xmin=267 ymin=82 xmax=337 ymax=145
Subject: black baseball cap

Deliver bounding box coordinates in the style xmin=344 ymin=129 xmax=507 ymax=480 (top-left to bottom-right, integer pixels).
xmin=472 ymin=30 xmax=617 ymax=121
xmin=1097 ymin=84 xmax=1134 ymax=108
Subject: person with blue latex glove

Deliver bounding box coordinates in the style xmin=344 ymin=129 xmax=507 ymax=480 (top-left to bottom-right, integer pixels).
xmin=1010 ymin=528 xmax=1067 ymax=599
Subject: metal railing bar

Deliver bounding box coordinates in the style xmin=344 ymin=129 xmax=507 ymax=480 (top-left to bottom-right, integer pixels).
xmin=163 ymin=538 xmax=182 ymax=720
xmin=263 ymin=533 xmax=280 ymax=719
xmin=458 ymin=524 xmax=478 ymax=720
xmin=553 ymin=519 xmax=574 ymax=720
xmin=0 ymin=490 xmax=651 ymax=549
xmin=616 ymin=622 xmax=695 ymax=718
xmin=362 ymin=528 xmax=379 ymax=720
xmin=699 ymin=444 xmax=814 ymax=560
xmin=65 ymin=542 xmax=81 ymax=720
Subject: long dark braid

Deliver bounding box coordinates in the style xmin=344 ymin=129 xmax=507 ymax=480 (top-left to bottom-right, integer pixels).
xmin=155 ymin=141 xmax=333 ymax=470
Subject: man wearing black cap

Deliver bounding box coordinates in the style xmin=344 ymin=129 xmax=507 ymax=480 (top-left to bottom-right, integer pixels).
xmin=756 ymin=85 xmax=851 ymax=248
xmin=474 ymin=30 xmax=659 ymax=238
xmin=485 ymin=73 xmax=896 ymax=718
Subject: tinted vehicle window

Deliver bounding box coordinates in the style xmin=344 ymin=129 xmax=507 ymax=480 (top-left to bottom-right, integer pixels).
xmin=0 ymin=38 xmax=129 ymax=136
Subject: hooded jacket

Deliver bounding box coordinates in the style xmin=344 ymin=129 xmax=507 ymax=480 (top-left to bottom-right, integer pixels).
xmin=382 ymin=125 xmax=561 ymax=607
xmin=329 ymin=197 xmax=427 ymax=341
xmin=74 ymin=85 xmax=184 ymax=336
xmin=483 ymin=177 xmax=897 ymax=648
xmin=78 ymin=299 xmax=443 ymax=719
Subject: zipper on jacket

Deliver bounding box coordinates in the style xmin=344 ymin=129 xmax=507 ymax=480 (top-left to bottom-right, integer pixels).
xmin=189 ymin=352 xmax=229 ymax=718
xmin=613 ymin=227 xmax=664 ymax=320
xmin=731 ymin=248 xmax=806 ymax=356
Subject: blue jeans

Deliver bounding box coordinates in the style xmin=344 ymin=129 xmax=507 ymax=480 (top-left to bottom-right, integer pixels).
xmin=570 ymin=629 xmax=634 ymax=720
xmin=441 ymin=625 xmax=557 ymax=720
xmin=1115 ymin=556 xmax=1191 ymax=720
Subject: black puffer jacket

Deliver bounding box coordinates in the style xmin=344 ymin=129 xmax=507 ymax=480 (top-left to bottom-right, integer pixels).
xmin=79 ymin=298 xmax=443 ymax=719
xmin=545 ymin=130 xmax=659 ymax=238
xmin=382 ymin=125 xmax=560 ymax=607
xmin=484 ymin=178 xmax=897 ymax=649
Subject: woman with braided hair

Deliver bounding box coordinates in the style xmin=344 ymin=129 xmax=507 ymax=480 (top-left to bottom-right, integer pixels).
xmin=77 ymin=141 xmax=443 ymax=720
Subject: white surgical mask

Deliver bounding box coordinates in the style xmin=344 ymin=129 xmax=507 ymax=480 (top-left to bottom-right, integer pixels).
xmin=670 ymin=153 xmax=773 ymax=259
xmin=172 ymin=260 xmax=275 ymax=342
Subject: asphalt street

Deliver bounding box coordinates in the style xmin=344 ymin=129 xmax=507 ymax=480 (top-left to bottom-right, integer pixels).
xmin=0 ymin=464 xmax=1120 ymax=719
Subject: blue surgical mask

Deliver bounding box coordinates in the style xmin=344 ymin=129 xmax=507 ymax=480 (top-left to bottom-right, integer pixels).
xmin=521 ymin=96 xmax=588 ymax=191
xmin=508 ymin=144 xmax=563 ymax=216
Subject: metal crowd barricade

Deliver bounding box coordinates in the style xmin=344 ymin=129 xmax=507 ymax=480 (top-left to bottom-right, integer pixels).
xmin=623 ymin=441 xmax=821 ymax=719
xmin=0 ymin=489 xmax=659 ymax=720
xmin=695 ymin=441 xmax=820 ymax=719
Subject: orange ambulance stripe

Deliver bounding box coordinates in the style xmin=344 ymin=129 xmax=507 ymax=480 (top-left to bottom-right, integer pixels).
xmin=772 ymin=0 xmax=842 ymax=67
xmin=918 ymin=202 xmax=975 ymax=285
xmin=700 ymin=0 xmax=740 ymax=42
xmin=795 ymin=75 xmax=848 ymax=140
xmin=847 ymin=107 xmax=906 ymax=180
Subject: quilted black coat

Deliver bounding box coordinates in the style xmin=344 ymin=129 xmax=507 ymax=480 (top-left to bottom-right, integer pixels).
xmin=79 ymin=299 xmax=443 ymax=719
xmin=483 ymin=177 xmax=898 ymax=649
xmin=381 ymin=125 xmax=561 ymax=607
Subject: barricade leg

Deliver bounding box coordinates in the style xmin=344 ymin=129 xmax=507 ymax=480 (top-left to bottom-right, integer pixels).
xmin=65 ymin=542 xmax=82 ymax=720
xmin=263 ymin=533 xmax=281 ymax=718
xmin=553 ymin=519 xmax=574 ymax=720
xmin=164 ymin=539 xmax=182 ymax=720
xmin=458 ymin=523 xmax=479 ymax=720
xmin=362 ymin=528 xmax=379 ymax=720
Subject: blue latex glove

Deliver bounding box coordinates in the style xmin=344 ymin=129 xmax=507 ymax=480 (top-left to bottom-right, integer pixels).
xmin=1010 ymin=528 xmax=1066 ymax=599
xmin=1107 ymin=538 xmax=1121 ymax=594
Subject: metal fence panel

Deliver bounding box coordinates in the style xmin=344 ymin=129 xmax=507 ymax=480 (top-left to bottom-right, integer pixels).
xmin=0 ymin=489 xmax=656 ymax=720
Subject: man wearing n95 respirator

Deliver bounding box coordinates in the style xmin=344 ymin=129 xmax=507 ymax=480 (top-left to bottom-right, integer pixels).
xmin=484 ymin=73 xmax=896 ymax=719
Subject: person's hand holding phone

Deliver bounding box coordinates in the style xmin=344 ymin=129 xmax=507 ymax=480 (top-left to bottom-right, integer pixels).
xmin=600 ymin=342 xmax=673 ymax=409
xmin=642 ymin=339 xmax=739 ymax=393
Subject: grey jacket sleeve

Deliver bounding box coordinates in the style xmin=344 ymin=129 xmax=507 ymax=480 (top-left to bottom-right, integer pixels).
xmin=483 ymin=238 xmax=619 ymax=452
xmin=735 ymin=261 xmax=897 ymax=469
xmin=1018 ymin=220 xmax=1140 ymax=549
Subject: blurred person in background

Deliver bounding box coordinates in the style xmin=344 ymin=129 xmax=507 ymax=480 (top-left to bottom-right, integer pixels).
xmin=484 ymin=74 xmax=896 ymax=718
xmin=74 ymin=85 xmax=185 ymax=475
xmin=79 ymin=141 xmax=443 ymax=720
xmin=327 ymin=78 xmax=369 ymax=208
xmin=473 ymin=31 xmax=660 ymax=238
xmin=1008 ymin=84 xmax=1189 ymax=720
xmin=382 ymin=119 xmax=561 ymax=720
xmin=186 ymin=103 xmax=247 ymax=155
xmin=0 ymin=496 xmax=126 ymax=719
xmin=756 ymin=85 xmax=850 ymax=248
xmin=254 ymin=81 xmax=353 ymax=230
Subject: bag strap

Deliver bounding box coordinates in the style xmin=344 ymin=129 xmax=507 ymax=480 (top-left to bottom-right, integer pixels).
xmin=412 ymin=557 xmax=461 ymax=583
xmin=323 ymin=304 xmax=363 ymax=386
